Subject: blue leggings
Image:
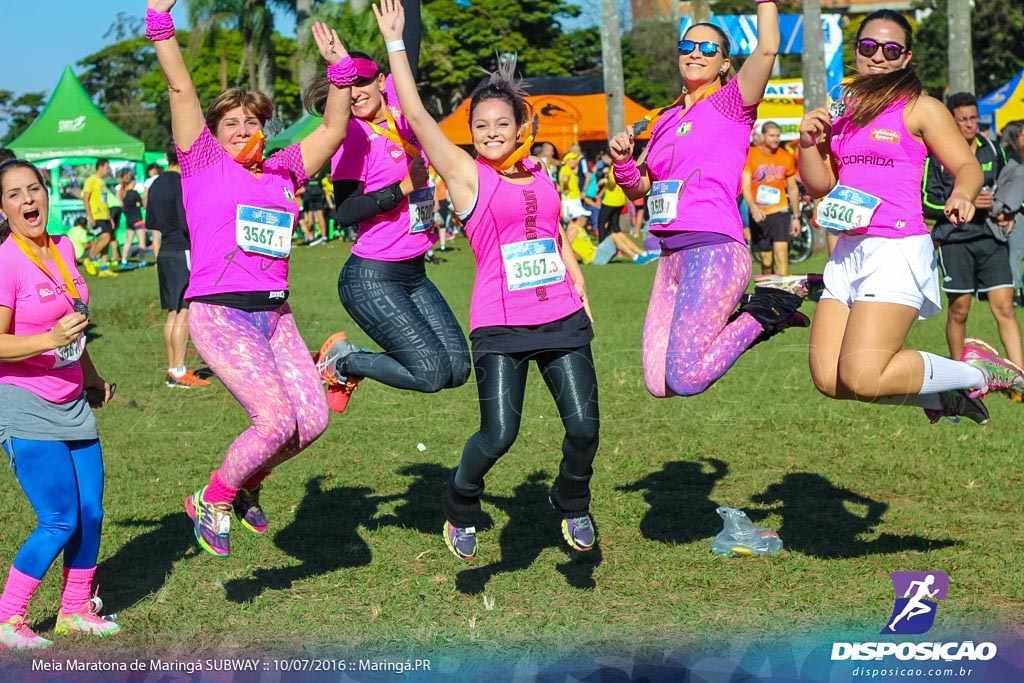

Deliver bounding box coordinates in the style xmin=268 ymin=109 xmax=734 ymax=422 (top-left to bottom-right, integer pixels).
xmin=2 ymin=438 xmax=104 ymax=579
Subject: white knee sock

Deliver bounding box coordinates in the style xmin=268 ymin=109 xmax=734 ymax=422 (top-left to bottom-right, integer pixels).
xmin=917 ymin=351 xmax=984 ymax=393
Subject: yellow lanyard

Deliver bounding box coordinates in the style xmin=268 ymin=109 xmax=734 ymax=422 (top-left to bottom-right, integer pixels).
xmin=11 ymin=233 xmax=83 ymax=304
xmin=482 ymin=112 xmax=539 ymax=173
xmin=367 ymin=106 xmax=421 ymax=159
xmin=632 ymin=84 xmax=722 ymax=136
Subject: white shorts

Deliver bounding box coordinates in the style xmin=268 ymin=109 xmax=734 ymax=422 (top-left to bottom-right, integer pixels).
xmin=822 ymin=232 xmax=942 ymax=320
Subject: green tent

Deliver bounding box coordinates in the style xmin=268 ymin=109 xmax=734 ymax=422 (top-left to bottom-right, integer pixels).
xmin=8 ymin=67 xmax=145 ymax=162
xmin=267 ymin=113 xmax=322 ymax=152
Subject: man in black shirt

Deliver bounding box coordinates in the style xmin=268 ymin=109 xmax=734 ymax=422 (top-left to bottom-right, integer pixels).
xmin=923 ymin=92 xmax=1023 ymax=371
xmin=146 ymin=143 xmax=210 ymax=389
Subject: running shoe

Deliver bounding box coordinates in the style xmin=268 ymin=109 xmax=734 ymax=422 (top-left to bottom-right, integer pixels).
xmin=0 ymin=616 xmax=52 ymax=650
xmin=632 ymin=252 xmax=659 ymax=265
xmin=753 ymin=273 xmax=824 ymax=299
xmin=233 ymin=486 xmax=268 ymax=534
xmin=97 ymin=267 xmax=118 ymax=278
xmin=315 ymin=332 xmax=363 ymax=414
xmin=924 ymin=389 xmax=990 ymax=426
xmin=307 ymin=236 xmax=327 ymax=247
xmin=118 ymin=262 xmax=136 ymax=271
xmin=82 ymin=258 xmax=98 ymax=276
xmin=54 ymin=596 xmax=122 ymax=637
xmin=560 ymin=514 xmax=596 ymax=552
xmin=443 ymin=521 xmax=476 ymax=561
xmin=960 ymin=338 xmax=1024 ymax=398
xmin=166 ymin=370 xmax=212 ymax=388
xmin=185 ymin=487 xmax=232 ymax=557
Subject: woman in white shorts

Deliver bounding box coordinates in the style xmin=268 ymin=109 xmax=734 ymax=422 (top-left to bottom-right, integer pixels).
xmin=798 ymin=9 xmax=1024 ymax=424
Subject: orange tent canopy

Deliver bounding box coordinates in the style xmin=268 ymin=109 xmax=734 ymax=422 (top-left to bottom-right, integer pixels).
xmin=439 ymin=76 xmax=651 ymax=155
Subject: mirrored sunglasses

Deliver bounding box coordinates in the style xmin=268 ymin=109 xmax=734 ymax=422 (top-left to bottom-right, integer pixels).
xmin=678 ymin=40 xmax=720 ymax=57
xmin=855 ymin=38 xmax=906 ymax=61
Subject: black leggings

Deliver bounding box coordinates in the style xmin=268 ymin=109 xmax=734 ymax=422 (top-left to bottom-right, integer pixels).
xmin=338 ymin=254 xmax=470 ymax=393
xmin=446 ymin=345 xmax=600 ymax=525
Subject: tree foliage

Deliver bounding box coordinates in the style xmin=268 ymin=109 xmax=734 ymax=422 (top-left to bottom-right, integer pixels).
xmin=911 ymin=0 xmax=1024 ymax=98
xmin=0 ymin=91 xmax=47 ymax=147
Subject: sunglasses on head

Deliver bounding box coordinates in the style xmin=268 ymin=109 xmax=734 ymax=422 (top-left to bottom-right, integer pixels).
xmin=678 ymin=40 xmax=721 ymax=57
xmin=855 ymin=38 xmax=906 ymax=61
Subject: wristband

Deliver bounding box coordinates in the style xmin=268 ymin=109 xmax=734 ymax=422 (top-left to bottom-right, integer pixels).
xmin=327 ymin=57 xmax=357 ymax=88
xmin=612 ymin=158 xmax=642 ymax=190
xmin=386 ymin=40 xmax=406 ymax=53
xmin=145 ymin=9 xmax=175 ymax=41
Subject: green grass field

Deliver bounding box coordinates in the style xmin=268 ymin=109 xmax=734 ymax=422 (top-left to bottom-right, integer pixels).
xmin=3 ymin=240 xmax=1022 ymax=662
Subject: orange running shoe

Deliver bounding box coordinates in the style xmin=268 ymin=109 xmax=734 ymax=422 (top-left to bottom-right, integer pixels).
xmin=166 ymin=369 xmax=212 ymax=388
xmin=315 ymin=332 xmax=362 ymax=413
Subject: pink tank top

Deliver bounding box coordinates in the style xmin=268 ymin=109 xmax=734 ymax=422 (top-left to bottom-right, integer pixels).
xmin=331 ymin=76 xmax=437 ymax=261
xmin=644 ymin=78 xmax=758 ymax=244
xmin=829 ymin=100 xmax=928 ymax=238
xmin=464 ymin=159 xmax=581 ymax=331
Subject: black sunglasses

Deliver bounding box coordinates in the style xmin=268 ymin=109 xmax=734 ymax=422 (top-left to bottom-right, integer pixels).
xmin=678 ymin=40 xmax=721 ymax=57
xmin=855 ymin=38 xmax=906 ymax=61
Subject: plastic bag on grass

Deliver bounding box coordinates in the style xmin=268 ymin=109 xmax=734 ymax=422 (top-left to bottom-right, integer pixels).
xmin=710 ymin=506 xmax=783 ymax=557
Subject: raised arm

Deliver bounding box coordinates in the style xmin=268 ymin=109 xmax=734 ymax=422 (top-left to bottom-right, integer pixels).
xmin=736 ymin=1 xmax=780 ymax=107
xmin=911 ymin=96 xmax=982 ymax=226
xmin=609 ymin=130 xmax=652 ymax=200
xmin=797 ymin=107 xmax=837 ymax=199
xmin=298 ymin=23 xmax=354 ymax=178
xmin=373 ymin=0 xmax=478 ymax=210
xmin=147 ymin=0 xmax=205 ymax=152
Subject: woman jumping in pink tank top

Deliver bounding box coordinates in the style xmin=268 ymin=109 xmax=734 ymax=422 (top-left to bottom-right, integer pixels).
xmin=608 ymin=0 xmax=817 ymax=399
xmin=372 ymin=0 xmax=600 ymax=563
xmin=799 ymin=9 xmax=1024 ymax=424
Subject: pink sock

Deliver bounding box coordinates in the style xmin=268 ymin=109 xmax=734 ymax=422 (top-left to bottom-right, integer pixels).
xmin=204 ymin=470 xmax=239 ymax=505
xmin=62 ymin=567 xmax=96 ymax=614
xmin=241 ymin=469 xmax=270 ymax=491
xmin=0 ymin=566 xmax=42 ymax=622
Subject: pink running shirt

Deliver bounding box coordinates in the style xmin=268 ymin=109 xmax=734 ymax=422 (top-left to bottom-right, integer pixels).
xmin=645 ymin=78 xmax=758 ymax=244
xmin=0 ymin=236 xmax=89 ymax=403
xmin=464 ymin=159 xmax=581 ymax=331
xmin=828 ymin=100 xmax=929 ymax=238
xmin=178 ymin=127 xmax=308 ymax=299
xmin=332 ymin=76 xmax=437 ymax=261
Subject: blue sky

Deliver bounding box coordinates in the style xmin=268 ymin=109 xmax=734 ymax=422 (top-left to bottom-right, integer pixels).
xmin=0 ymin=1 xmax=295 ymax=99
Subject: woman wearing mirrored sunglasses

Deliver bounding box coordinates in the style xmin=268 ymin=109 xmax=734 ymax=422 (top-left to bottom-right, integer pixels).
xmin=798 ymin=9 xmax=1022 ymax=424
xmin=609 ymin=0 xmax=812 ymax=399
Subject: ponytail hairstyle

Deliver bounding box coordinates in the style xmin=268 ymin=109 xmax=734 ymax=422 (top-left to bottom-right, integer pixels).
xmin=843 ymin=10 xmax=922 ymax=128
xmin=0 ymin=159 xmax=48 ymax=245
xmin=468 ymin=54 xmax=531 ymax=132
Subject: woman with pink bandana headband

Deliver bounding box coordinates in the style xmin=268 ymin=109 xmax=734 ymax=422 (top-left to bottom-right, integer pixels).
xmin=307 ymin=1 xmax=471 ymax=415
xmin=148 ymin=0 xmax=357 ymax=558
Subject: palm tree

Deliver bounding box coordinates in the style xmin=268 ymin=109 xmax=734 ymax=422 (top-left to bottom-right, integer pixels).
xmin=187 ymin=0 xmax=278 ymax=96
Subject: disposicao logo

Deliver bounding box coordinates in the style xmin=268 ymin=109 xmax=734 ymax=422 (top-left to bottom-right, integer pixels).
xmin=883 ymin=571 xmax=948 ymax=635
xmin=831 ymin=571 xmax=998 ymax=663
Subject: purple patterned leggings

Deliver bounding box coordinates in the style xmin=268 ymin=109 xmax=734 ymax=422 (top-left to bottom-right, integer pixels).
xmin=642 ymin=241 xmax=763 ymax=397
xmin=188 ymin=303 xmax=329 ymax=487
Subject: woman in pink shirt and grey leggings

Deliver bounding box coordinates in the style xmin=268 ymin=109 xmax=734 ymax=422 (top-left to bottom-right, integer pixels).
xmin=148 ymin=0 xmax=356 ymax=558
xmin=609 ymin=0 xmax=815 ymax=399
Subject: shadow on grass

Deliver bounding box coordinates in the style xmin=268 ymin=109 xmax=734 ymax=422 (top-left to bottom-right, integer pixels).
xmin=98 ymin=512 xmax=197 ymax=614
xmin=368 ymin=462 xmax=450 ymax=534
xmin=455 ymin=471 xmax=602 ymax=596
xmin=223 ymin=476 xmax=394 ymax=603
xmin=616 ymin=458 xmax=728 ymax=545
xmin=749 ymin=472 xmax=959 ymax=558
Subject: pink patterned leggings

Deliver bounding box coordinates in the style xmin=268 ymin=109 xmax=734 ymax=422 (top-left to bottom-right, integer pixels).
xmin=642 ymin=241 xmax=763 ymax=397
xmin=188 ymin=303 xmax=329 ymax=487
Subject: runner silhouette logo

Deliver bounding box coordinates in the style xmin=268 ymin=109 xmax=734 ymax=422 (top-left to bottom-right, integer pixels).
xmin=882 ymin=571 xmax=949 ymax=635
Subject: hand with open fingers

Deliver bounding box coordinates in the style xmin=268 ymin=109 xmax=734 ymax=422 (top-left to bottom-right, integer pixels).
xmin=49 ymin=313 xmax=88 ymax=350
xmin=799 ymin=107 xmax=831 ymax=148
xmin=148 ymin=0 xmax=176 ymax=12
xmin=373 ymin=0 xmax=405 ymax=42
xmin=944 ymin=193 xmax=976 ymax=226
xmin=609 ymin=131 xmax=634 ymax=163
xmin=409 ymin=158 xmax=429 ymax=189
xmin=311 ymin=22 xmax=347 ymax=65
